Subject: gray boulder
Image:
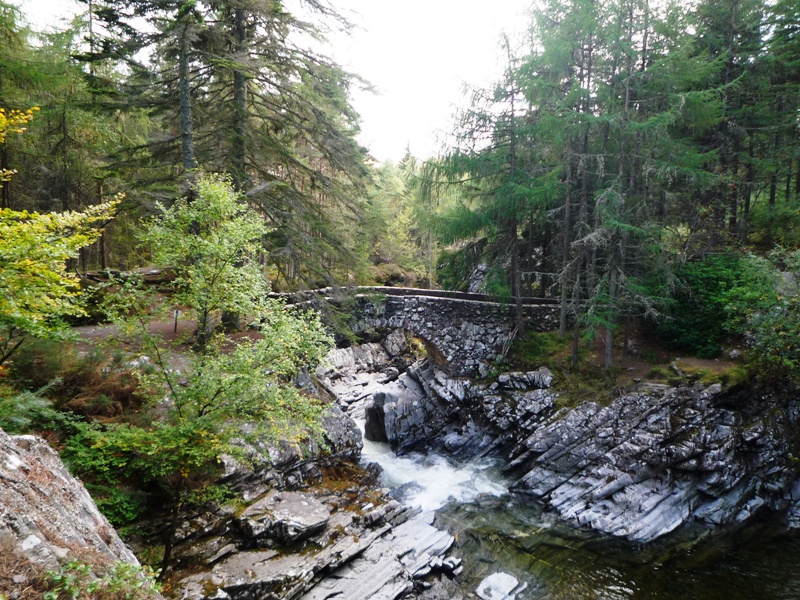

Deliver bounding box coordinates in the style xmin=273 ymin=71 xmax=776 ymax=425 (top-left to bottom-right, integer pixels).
xmin=221 ymin=404 xmax=362 ymax=500
xmin=363 ymin=359 xmax=558 ymax=457
xmin=0 ymin=428 xmax=140 ymax=573
xmin=175 ymin=491 xmax=457 ymax=600
xmin=239 ymin=491 xmax=330 ymax=544
xmin=476 ymin=572 xmax=528 ymax=600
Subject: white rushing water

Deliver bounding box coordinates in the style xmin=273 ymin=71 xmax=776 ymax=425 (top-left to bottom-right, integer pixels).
xmin=356 ymin=419 xmax=509 ymax=512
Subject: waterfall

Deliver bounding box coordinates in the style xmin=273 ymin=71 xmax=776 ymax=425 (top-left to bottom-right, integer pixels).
xmin=355 ymin=418 xmax=508 ymax=512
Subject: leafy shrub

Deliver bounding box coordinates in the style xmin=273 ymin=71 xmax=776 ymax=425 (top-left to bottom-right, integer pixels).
xmin=509 ymin=331 xmax=569 ymax=370
xmin=369 ymin=262 xmax=419 ymax=287
xmin=6 ymin=341 xmax=145 ymax=418
xmin=436 ymin=239 xmax=486 ymax=291
xmin=85 ymin=484 xmax=148 ymax=528
xmin=748 ymin=199 xmax=800 ymax=250
xmin=0 ymin=385 xmax=81 ymax=436
xmin=741 ymin=295 xmax=800 ymax=378
xmin=44 ymin=560 xmax=160 ymax=600
xmin=67 ymin=279 xmax=111 ymax=326
xmin=656 ymin=249 xmax=800 ymax=378
xmin=482 ymin=264 xmax=512 ymax=298
xmin=653 ymin=254 xmax=742 ymax=358
xmin=7 ymin=338 xmax=71 ymax=390
xmin=645 ymin=366 xmax=671 ymax=380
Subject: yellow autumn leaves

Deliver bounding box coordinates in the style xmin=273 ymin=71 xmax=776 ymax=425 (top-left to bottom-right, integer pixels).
xmin=0 ymin=107 xmax=38 ymax=184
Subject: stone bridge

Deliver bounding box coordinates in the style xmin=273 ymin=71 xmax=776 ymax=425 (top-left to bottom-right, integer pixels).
xmin=280 ymin=287 xmax=560 ymax=377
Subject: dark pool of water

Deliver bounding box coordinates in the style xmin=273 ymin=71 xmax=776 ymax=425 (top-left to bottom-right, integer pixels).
xmin=434 ymin=496 xmax=800 ymax=599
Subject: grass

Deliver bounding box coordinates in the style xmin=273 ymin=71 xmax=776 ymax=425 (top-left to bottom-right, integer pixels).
xmin=508 ymin=330 xmax=622 ymax=407
xmin=505 ymin=327 xmax=753 ymax=408
xmin=508 ymin=331 xmax=570 ymax=371
xmin=672 ymin=360 xmax=752 ymax=388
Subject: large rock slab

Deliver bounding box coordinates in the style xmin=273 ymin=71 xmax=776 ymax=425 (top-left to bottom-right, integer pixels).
xmin=239 ymin=491 xmax=330 ymax=544
xmin=316 ymin=344 xmax=400 ymax=407
xmin=300 ymin=511 xmax=455 ymax=600
xmin=363 ymin=359 xmax=557 ymax=456
xmin=476 ymin=572 xmax=528 ymax=600
xmin=507 ymin=384 xmax=799 ymax=542
xmin=175 ymin=490 xmax=457 ymax=600
xmin=0 ymin=429 xmax=139 ymax=571
xmin=319 ymin=343 xmax=391 ymax=375
xmin=220 ymin=404 xmax=362 ymax=500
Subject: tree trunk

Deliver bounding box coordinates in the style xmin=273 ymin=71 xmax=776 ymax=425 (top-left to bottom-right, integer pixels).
xmin=510 ymin=218 xmax=525 ymax=336
xmin=178 ymin=20 xmax=195 ymax=178
xmin=785 ymin=159 xmax=793 ymax=202
xmin=560 ymin=157 xmax=572 ymax=337
xmin=795 ymin=158 xmax=800 ymax=200
xmin=605 ymin=267 xmax=617 ymax=369
xmin=99 ymin=232 xmax=107 ymax=271
xmin=742 ymin=136 xmax=754 ymax=236
xmin=231 ymin=7 xmax=248 ymax=190
xmin=505 ymin=46 xmax=524 ymax=336
xmin=541 ymin=220 xmax=551 ymax=298
xmin=571 ymin=258 xmax=583 ymax=367
xmin=426 ymin=229 xmax=433 ymax=288
xmin=728 ymin=159 xmax=739 ymax=230
xmin=1 ymin=145 xmax=10 ymax=208
xmin=158 ymin=496 xmax=181 ymax=582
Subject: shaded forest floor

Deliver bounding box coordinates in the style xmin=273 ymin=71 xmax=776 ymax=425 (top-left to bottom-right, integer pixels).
xmin=508 ymin=322 xmax=747 ymax=409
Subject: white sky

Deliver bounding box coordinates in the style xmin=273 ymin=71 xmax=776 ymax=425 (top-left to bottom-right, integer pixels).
xmin=16 ymin=0 xmax=532 ymax=162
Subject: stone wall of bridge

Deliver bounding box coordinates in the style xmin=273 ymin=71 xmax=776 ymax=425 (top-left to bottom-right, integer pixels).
xmin=350 ymin=294 xmax=560 ymax=377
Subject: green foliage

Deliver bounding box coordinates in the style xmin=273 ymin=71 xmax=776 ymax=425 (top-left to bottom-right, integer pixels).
xmin=645 ymin=366 xmax=671 ymax=380
xmin=748 ymin=200 xmax=800 ymax=250
xmin=0 ymin=199 xmax=120 ymax=365
xmin=356 ymin=159 xmax=439 ymax=287
xmin=482 ymin=264 xmax=512 ymax=298
xmin=509 ymin=331 xmax=569 ymax=371
xmin=653 ymin=250 xmax=800 ymax=377
xmin=64 ymin=419 xmax=225 ymax=501
xmin=0 ymin=384 xmax=79 ymax=435
xmin=0 ymin=107 xmax=36 ymax=182
xmin=436 ymin=242 xmax=486 ymax=292
xmin=44 ymin=559 xmax=160 ymax=600
xmin=85 ymin=484 xmax=148 ymax=528
xmin=64 ymin=174 xmax=332 ymax=574
xmin=653 ymin=254 xmax=743 ymax=357
xmin=140 ymin=173 xmax=270 ymax=337
xmin=724 ymin=250 xmax=800 ymax=378
xmin=6 ymin=337 xmax=68 ymax=390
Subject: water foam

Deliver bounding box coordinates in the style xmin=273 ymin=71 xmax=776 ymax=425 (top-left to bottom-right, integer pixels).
xmin=357 ymin=420 xmax=508 ymax=512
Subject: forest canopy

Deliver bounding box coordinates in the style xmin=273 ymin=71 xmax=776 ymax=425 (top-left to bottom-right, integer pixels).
xmin=1 ymin=0 xmax=799 ymax=370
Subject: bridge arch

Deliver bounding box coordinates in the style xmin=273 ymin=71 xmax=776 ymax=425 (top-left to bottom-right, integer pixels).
xmin=347 ymin=289 xmax=560 ymax=377
xmin=277 ymin=287 xmax=560 ymax=377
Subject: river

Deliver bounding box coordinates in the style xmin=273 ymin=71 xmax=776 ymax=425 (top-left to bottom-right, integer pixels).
xmin=321 ymin=340 xmax=800 ymax=599
xmin=360 ymin=427 xmax=800 ymax=599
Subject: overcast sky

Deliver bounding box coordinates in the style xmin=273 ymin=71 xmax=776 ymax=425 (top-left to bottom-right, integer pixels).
xmin=16 ymin=0 xmax=532 ymax=162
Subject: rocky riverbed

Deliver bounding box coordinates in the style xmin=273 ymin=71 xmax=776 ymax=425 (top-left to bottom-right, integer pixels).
xmin=353 ymin=333 xmax=800 ymax=544
xmin=7 ymin=327 xmax=800 ymax=599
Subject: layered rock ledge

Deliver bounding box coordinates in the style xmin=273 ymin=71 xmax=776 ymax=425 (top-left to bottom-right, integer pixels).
xmin=173 ymin=488 xmax=460 ymax=600
xmin=348 ymin=334 xmax=800 ymax=544
xmin=507 ymin=384 xmax=800 ymax=542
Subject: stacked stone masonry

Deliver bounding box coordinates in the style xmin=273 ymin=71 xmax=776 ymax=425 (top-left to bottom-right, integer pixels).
xmin=351 ymin=294 xmax=559 ymax=376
